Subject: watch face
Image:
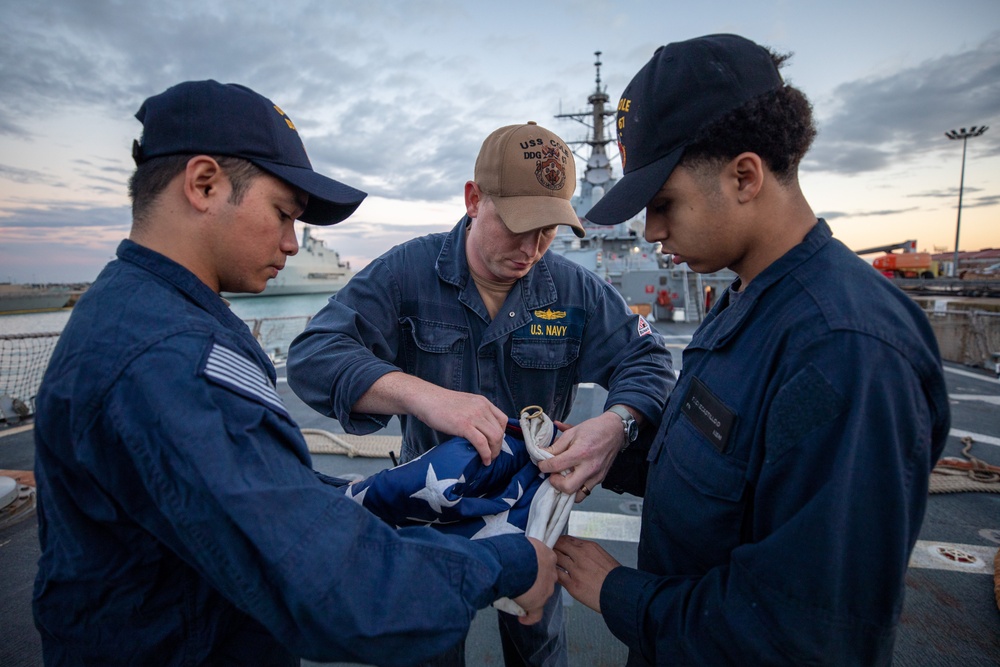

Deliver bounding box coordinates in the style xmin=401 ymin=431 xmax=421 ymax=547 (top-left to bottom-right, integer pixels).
xmin=626 ymin=420 xmax=638 ymax=442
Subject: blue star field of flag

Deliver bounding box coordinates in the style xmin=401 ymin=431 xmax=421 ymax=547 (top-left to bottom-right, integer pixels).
xmin=343 ymin=419 xmax=554 ymax=540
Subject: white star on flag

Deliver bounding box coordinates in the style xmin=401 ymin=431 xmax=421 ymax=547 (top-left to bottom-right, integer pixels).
xmin=346 ymin=483 xmax=368 ymax=506
xmin=339 ymin=414 xmax=560 ymax=548
xmin=503 ymin=481 xmax=524 ymax=508
xmin=471 ymin=509 xmax=525 ymax=539
xmin=409 ymin=464 xmax=462 ymax=513
xmin=500 ymin=439 xmax=514 ymax=457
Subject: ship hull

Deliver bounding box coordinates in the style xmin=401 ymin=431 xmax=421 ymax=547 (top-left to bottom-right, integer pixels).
xmin=0 ymin=292 xmax=71 ymax=315
xmin=222 ymin=227 xmax=355 ymax=300
xmin=225 ymin=278 xmax=352 ymax=299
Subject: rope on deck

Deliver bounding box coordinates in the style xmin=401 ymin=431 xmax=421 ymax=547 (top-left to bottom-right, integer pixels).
xmin=929 ymin=436 xmax=1000 ymax=494
xmin=301 ymin=428 xmax=400 ymax=459
xmin=926 ymin=437 xmax=1000 ymax=614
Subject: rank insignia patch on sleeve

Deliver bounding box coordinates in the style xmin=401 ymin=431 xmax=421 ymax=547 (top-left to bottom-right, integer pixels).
xmin=200 ymin=342 xmax=289 ymax=418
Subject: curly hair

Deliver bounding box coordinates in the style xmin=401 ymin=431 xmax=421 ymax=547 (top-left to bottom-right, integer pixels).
xmin=680 ymin=51 xmax=816 ymax=185
xmin=128 ymin=155 xmax=265 ymax=227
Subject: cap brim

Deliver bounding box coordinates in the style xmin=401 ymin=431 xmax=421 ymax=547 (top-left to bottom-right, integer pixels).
xmin=253 ymin=161 xmax=368 ymax=226
xmin=491 ymin=195 xmax=586 ymax=239
xmin=585 ymin=146 xmax=684 ymax=225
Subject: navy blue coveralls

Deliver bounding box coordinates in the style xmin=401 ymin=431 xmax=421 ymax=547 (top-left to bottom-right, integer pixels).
xmin=287 ymin=217 xmax=675 ymax=665
xmin=600 ymin=220 xmax=951 ymax=665
xmin=32 ymin=240 xmax=538 ymax=667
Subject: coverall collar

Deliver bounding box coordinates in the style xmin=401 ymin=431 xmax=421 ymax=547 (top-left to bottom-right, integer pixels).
xmin=695 ymin=218 xmax=830 ymax=351
xmin=115 ymin=238 xmax=274 ymax=376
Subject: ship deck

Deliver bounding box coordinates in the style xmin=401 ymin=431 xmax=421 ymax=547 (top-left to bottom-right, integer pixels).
xmin=2 ymin=319 xmax=998 ymax=666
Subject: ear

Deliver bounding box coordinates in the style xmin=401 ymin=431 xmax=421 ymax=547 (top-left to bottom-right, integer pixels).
xmin=464 ymin=181 xmax=482 ymax=218
xmin=731 ymin=152 xmax=764 ymax=204
xmin=183 ymin=156 xmax=226 ymax=213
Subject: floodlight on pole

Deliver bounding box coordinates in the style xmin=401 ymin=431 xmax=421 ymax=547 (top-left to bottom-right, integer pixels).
xmin=944 ymin=125 xmax=988 ymax=277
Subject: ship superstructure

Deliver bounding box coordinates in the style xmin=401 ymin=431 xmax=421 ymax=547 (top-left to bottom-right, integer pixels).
xmin=224 ymin=227 xmax=355 ymax=299
xmin=553 ymin=52 xmax=735 ymax=322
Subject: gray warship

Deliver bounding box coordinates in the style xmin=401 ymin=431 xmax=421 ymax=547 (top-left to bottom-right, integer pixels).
xmin=224 ymin=227 xmax=355 ymax=299
xmin=553 ymin=52 xmax=735 ymax=323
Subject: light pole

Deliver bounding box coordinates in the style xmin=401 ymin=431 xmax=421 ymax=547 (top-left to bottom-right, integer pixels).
xmin=944 ymin=126 xmax=988 ymax=277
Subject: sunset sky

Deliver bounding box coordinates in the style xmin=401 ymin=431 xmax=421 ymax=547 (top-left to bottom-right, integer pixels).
xmin=1 ymin=0 xmax=997 ymax=283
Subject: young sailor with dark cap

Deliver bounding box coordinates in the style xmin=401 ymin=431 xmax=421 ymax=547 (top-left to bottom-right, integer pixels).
xmin=550 ymin=34 xmax=950 ymax=665
xmin=32 ymin=80 xmax=557 ymax=666
xmin=287 ymin=122 xmax=675 ymax=666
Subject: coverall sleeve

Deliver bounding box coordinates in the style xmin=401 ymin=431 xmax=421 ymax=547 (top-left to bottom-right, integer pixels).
xmin=580 ymin=286 xmax=675 ymax=423
xmin=287 ymin=257 xmax=407 ymax=433
xmin=600 ymin=334 xmax=944 ymax=664
xmin=89 ymin=333 xmax=537 ymax=665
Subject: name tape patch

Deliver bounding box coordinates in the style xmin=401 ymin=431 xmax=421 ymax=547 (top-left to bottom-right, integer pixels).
xmin=680 ymin=376 xmax=736 ymax=453
xmin=513 ymin=306 xmax=585 ymax=340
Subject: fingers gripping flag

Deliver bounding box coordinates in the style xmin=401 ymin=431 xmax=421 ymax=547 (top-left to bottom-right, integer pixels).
xmin=343 ymin=407 xmax=572 ymax=615
xmin=343 ymin=411 xmax=552 ymax=539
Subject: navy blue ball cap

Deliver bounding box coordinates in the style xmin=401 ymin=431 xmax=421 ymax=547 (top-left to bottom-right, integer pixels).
xmin=586 ymin=34 xmax=783 ymax=225
xmin=132 ymin=80 xmax=367 ymax=226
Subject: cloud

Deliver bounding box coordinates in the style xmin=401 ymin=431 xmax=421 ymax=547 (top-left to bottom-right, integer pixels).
xmin=817 ymin=207 xmax=920 ymax=220
xmin=311 ymin=219 xmax=457 ymax=270
xmin=0 ymin=164 xmax=62 ymax=186
xmin=2 ymin=1 xmax=996 ymax=283
xmin=0 ymin=202 xmax=131 ymax=229
xmin=909 ymin=186 xmax=984 ymax=199
xmin=0 ymin=205 xmax=130 ymax=282
xmin=0 ymin=2 xmax=579 ymax=206
xmin=805 ymin=33 xmax=1000 ymax=174
xmin=908 ymin=186 xmax=998 ymax=209
xmin=968 ymin=193 xmax=1000 ymax=208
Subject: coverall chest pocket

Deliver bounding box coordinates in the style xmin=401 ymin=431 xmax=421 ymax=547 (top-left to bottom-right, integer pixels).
xmin=401 ymin=318 xmax=468 ymax=391
xmin=648 ymin=416 xmax=749 ymax=560
xmin=509 ymin=337 xmax=580 ymax=408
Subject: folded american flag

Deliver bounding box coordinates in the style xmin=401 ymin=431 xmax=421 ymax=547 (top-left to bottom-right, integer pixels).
xmin=343 ymin=419 xmax=554 ymax=540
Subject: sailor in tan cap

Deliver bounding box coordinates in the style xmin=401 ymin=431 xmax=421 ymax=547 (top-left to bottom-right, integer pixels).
xmin=288 ymin=122 xmax=675 ymax=667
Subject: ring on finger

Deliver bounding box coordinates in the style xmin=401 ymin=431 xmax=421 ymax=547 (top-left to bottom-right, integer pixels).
xmin=581 ymin=484 xmax=591 ymax=496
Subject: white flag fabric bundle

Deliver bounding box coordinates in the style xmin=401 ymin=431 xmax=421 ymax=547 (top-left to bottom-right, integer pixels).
xmin=341 ymin=406 xmax=574 ymax=616
xmin=493 ymin=406 xmax=575 ymax=616
xmin=515 ymin=406 xmax=575 ymax=548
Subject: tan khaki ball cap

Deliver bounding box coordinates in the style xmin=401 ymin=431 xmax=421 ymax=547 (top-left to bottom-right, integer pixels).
xmin=474 ymin=122 xmax=585 ymax=238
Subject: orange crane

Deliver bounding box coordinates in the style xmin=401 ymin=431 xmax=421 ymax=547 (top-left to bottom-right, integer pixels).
xmin=854 ymin=240 xmax=941 ymax=279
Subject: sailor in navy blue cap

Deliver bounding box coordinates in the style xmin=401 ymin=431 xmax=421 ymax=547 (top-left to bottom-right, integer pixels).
xmin=32 ymin=80 xmax=558 ymax=666
xmin=125 ymin=80 xmax=371 ymax=294
xmin=132 ymin=80 xmax=368 ymax=229
xmin=554 ymin=34 xmax=949 ymax=666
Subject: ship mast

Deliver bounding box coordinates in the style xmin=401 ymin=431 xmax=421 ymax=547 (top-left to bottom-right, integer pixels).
xmin=555 ymin=51 xmax=617 ymax=221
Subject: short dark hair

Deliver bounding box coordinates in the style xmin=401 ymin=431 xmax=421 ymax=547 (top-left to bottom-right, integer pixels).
xmin=128 ymin=155 xmax=265 ymax=225
xmin=680 ymin=51 xmax=816 ymax=184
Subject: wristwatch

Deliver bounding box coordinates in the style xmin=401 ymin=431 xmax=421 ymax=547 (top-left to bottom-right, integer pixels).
xmin=607 ymin=404 xmax=638 ymax=451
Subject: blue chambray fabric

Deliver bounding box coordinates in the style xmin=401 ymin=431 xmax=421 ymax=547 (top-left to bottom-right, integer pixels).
xmin=32 ymin=240 xmax=537 ymax=667
xmin=600 ymin=220 xmax=950 ymax=666
xmin=287 ymin=217 xmax=675 ymax=461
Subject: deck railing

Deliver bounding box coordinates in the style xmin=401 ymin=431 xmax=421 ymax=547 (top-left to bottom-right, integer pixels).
xmin=3 ymin=308 xmax=998 ymax=423
xmin=922 ymin=308 xmax=1000 ymax=376
xmin=0 ymin=316 xmax=312 ymax=423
